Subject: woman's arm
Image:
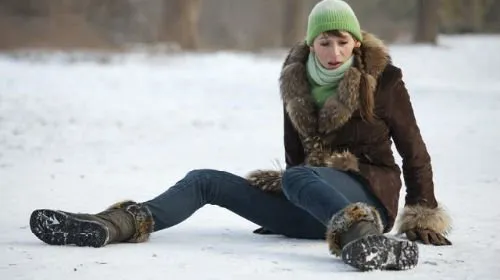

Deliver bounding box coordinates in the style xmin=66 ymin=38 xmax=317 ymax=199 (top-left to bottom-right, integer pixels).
xmin=284 ymin=106 xmax=305 ymax=169
xmin=386 ymin=70 xmax=452 ymax=245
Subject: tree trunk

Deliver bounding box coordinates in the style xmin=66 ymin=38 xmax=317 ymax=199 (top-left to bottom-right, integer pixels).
xmin=464 ymin=0 xmax=485 ymax=32
xmin=177 ymin=0 xmax=202 ymax=50
xmin=414 ymin=0 xmax=440 ymax=44
xmin=282 ymin=0 xmax=307 ymax=47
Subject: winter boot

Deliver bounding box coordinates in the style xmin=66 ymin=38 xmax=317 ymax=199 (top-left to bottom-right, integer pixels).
xmin=30 ymin=200 xmax=154 ymax=248
xmin=326 ymin=202 xmax=419 ymax=271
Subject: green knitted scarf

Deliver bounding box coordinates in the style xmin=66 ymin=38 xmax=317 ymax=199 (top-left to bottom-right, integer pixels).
xmin=306 ymin=53 xmax=353 ymax=107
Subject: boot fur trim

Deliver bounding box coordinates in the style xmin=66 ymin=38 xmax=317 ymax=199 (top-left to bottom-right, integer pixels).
xmin=396 ymin=204 xmax=452 ymax=236
xmin=107 ymin=200 xmax=154 ymax=243
xmin=326 ymin=202 xmax=383 ymax=256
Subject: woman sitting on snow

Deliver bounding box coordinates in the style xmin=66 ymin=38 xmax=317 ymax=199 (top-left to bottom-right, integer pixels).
xmin=30 ymin=0 xmax=452 ymax=272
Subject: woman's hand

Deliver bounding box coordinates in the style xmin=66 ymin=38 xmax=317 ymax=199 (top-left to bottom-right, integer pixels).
xmin=404 ymin=228 xmax=452 ymax=245
xmin=396 ymin=204 xmax=453 ymax=246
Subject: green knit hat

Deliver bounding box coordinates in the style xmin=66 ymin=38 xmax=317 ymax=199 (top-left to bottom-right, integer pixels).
xmin=306 ymin=0 xmax=362 ymax=45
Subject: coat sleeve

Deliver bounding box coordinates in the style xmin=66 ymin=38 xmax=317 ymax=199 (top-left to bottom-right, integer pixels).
xmin=283 ymin=106 xmax=305 ymax=169
xmin=387 ymin=69 xmax=452 ymax=236
xmin=386 ymin=71 xmax=437 ymax=208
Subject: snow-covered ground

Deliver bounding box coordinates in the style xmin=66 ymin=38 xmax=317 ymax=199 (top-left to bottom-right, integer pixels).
xmin=1 ymin=35 xmax=499 ymax=279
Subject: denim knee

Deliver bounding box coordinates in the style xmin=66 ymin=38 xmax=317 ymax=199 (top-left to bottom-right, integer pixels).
xmin=281 ymin=166 xmax=314 ymax=203
xmin=184 ymin=169 xmax=220 ymax=183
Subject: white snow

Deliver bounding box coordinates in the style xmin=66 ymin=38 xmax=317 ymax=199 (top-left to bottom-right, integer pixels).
xmin=1 ymin=35 xmax=500 ymax=279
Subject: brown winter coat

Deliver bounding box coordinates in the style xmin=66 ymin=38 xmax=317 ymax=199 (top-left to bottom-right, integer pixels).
xmin=247 ymin=32 xmax=451 ymax=235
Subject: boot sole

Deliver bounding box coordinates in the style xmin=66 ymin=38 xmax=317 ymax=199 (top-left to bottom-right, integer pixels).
xmin=342 ymin=235 xmax=418 ymax=271
xmin=30 ymin=209 xmax=109 ymax=248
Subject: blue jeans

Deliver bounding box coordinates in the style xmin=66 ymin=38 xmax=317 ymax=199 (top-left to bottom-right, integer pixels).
xmin=144 ymin=166 xmax=387 ymax=239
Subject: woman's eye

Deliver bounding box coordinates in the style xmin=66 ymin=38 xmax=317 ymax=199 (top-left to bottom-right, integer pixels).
xmin=339 ymin=41 xmax=348 ymax=45
xmin=320 ymin=42 xmax=330 ymax=47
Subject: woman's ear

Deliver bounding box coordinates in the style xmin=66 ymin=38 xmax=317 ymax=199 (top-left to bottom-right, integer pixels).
xmin=354 ymin=41 xmax=361 ymax=48
xmin=309 ymin=45 xmax=314 ymax=53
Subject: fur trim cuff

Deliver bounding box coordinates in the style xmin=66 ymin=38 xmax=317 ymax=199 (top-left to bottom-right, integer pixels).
xmin=324 ymin=151 xmax=359 ymax=172
xmin=326 ymin=203 xmax=383 ymax=256
xmin=246 ymin=170 xmax=283 ymax=192
xmin=396 ymin=204 xmax=452 ymax=236
xmin=108 ymin=200 xmax=154 ymax=243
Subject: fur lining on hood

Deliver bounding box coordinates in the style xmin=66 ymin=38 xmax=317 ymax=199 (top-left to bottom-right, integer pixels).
xmin=280 ymin=31 xmax=390 ymax=138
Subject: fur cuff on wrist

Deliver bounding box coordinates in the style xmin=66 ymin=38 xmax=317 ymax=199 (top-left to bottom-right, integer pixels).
xmin=326 ymin=202 xmax=383 ymax=256
xmin=324 ymin=151 xmax=359 ymax=172
xmin=245 ymin=151 xmax=358 ymax=193
xmin=246 ymin=170 xmax=283 ymax=192
xmin=107 ymin=200 xmax=155 ymax=243
xmin=396 ymin=204 xmax=452 ymax=236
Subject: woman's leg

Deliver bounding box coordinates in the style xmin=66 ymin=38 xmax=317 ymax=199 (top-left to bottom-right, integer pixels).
xmin=144 ymin=169 xmax=326 ymax=239
xmin=280 ymin=166 xmax=387 ymax=226
xmin=30 ymin=168 xmax=326 ymax=248
xmin=281 ymin=166 xmax=417 ymax=271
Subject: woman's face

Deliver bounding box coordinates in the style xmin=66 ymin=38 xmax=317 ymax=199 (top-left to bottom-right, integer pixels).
xmin=310 ymin=31 xmax=360 ymax=70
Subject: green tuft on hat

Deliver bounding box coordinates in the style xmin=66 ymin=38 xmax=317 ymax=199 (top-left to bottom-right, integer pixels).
xmin=306 ymin=0 xmax=362 ymax=45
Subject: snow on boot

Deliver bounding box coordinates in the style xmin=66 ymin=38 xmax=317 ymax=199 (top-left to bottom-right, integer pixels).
xmin=30 ymin=200 xmax=154 ymax=248
xmin=326 ymin=202 xmax=419 ymax=271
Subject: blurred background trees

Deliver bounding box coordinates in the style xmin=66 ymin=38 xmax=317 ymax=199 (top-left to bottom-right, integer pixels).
xmin=415 ymin=0 xmax=440 ymax=44
xmin=0 ymin=0 xmax=498 ymax=51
